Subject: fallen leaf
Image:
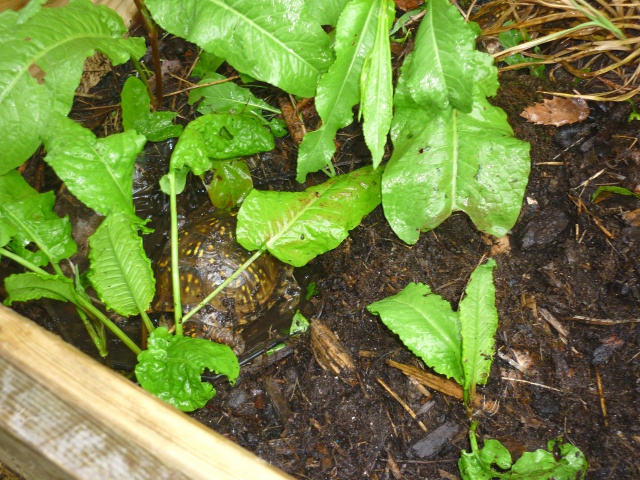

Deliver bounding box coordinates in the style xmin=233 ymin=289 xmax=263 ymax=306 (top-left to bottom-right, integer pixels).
xmin=394 ymin=0 xmax=425 ymax=11
xmin=521 ymin=97 xmax=590 ymax=126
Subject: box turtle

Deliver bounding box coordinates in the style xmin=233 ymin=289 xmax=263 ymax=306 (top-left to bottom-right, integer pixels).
xmin=153 ymin=208 xmax=300 ymax=354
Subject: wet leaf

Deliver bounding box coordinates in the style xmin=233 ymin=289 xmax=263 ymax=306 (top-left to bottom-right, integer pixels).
xmin=305 ymin=0 xmax=350 ymax=26
xmin=88 ymin=211 xmax=155 ymax=317
xmin=43 ymin=115 xmax=147 ymax=225
xmin=237 ymin=166 xmax=381 ymax=266
xmin=202 ymin=160 xmax=253 ymax=209
xmin=0 ymin=0 xmax=145 ymax=174
xmin=368 ymin=282 xmax=464 ymax=383
xmin=521 ymin=97 xmax=590 ymax=126
xmin=0 ymin=170 xmax=77 ymax=266
xmin=3 ymin=272 xmax=78 ymax=306
xmin=121 ymin=77 xmax=183 ymax=141
xmin=136 ymin=327 xmax=239 ymax=412
xmin=146 ymin=0 xmax=332 ymax=97
xmin=297 ymin=0 xmax=384 ymax=182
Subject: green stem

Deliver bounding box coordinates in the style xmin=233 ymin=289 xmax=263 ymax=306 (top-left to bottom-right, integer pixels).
xmin=167 ymin=171 xmax=183 ymax=336
xmin=182 ymin=248 xmax=265 ymax=323
xmin=76 ymin=306 xmax=108 ymax=357
xmin=131 ymin=57 xmax=156 ymax=107
xmin=76 ymin=296 xmax=142 ymax=356
xmin=0 ymin=247 xmax=50 ymax=275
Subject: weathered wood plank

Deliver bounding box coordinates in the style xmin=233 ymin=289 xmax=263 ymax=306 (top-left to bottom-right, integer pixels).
xmin=0 ymin=305 xmax=293 ymax=480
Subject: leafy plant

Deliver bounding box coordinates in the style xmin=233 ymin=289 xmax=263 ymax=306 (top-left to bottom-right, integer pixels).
xmin=498 ymin=23 xmax=545 ymax=78
xmin=1 ymin=0 xmax=535 ymax=415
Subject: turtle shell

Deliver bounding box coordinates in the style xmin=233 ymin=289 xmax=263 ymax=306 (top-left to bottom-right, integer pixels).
xmin=153 ymin=208 xmax=299 ymax=350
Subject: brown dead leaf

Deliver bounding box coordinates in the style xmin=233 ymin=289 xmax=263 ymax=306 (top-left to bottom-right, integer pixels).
xmin=520 ymin=97 xmax=590 ymax=126
xmin=394 ymin=0 xmax=424 ymax=12
xmin=621 ymin=208 xmax=640 ymax=226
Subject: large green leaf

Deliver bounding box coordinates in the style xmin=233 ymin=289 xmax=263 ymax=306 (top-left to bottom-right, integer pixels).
xmin=121 ymin=77 xmax=183 ymax=142
xmin=400 ymin=0 xmax=495 ymax=113
xmin=367 ymin=283 xmax=463 ymax=383
xmin=0 ymin=170 xmax=76 ymax=266
xmin=296 ymin=0 xmax=381 ymax=182
xmin=88 ymin=211 xmax=155 ymax=317
xmin=360 ymin=0 xmax=394 ymax=168
xmin=145 ymin=0 xmax=332 ymax=98
xmin=203 ymin=160 xmax=253 ymax=209
xmin=383 ymin=95 xmax=530 ymax=244
xmin=459 ymin=259 xmax=497 ymax=402
xmin=3 ymin=272 xmax=78 ymax=306
xmin=136 ymin=327 xmax=239 ymax=412
xmin=0 ymin=0 xmax=145 ymax=174
xmin=43 ymin=115 xmax=147 ymax=224
xmin=164 ymin=113 xmax=275 ymax=195
xmin=237 ymin=166 xmax=381 ymax=266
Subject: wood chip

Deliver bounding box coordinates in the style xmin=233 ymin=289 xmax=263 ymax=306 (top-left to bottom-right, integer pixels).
xmin=278 ymin=96 xmax=306 ymax=146
xmin=309 ymin=319 xmax=358 ymax=387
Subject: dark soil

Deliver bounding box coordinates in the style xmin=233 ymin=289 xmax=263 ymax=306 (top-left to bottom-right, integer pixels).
xmin=3 ymin=28 xmax=640 ymax=480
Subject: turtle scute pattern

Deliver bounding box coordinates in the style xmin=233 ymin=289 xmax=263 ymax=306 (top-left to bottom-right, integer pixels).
xmin=153 ymin=208 xmax=300 ymax=353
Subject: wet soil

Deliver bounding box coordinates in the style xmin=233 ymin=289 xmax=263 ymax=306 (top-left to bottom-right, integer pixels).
xmin=3 ymin=38 xmax=640 ymax=480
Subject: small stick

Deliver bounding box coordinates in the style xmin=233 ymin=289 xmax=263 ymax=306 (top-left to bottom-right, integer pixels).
xmin=563 ymin=316 xmax=640 ymax=325
xmin=377 ymin=377 xmax=427 ymax=433
xmin=594 ymin=367 xmax=610 ymax=427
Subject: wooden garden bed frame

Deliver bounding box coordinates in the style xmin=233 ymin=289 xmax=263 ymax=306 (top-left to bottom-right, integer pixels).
xmin=0 ymin=305 xmax=293 ymax=480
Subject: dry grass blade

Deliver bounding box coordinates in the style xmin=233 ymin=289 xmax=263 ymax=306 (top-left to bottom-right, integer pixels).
xmin=472 ymin=0 xmax=640 ymax=99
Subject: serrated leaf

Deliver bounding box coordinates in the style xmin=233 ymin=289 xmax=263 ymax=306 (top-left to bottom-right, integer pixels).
xmin=459 ymin=259 xmax=497 ymax=401
xmin=169 ymin=113 xmax=275 ymax=179
xmin=0 ymin=169 xmax=77 ymax=266
xmin=203 ymin=160 xmax=253 ymax=209
xmin=135 ymin=327 xmax=239 ymax=412
xmin=3 ymin=272 xmax=78 ymax=305
xmin=367 ymin=283 xmax=463 ymax=383
xmin=383 ymin=94 xmax=530 ymax=244
xmin=237 ymin=166 xmax=380 ymax=266
xmin=361 ymin=0 xmax=394 ymax=168
xmin=188 ymin=73 xmax=280 ymax=116
xmin=146 ymin=0 xmax=332 ymax=97
xmin=121 ymin=76 xmax=183 ymax=142
xmin=43 ymin=115 xmax=147 ymax=224
xmin=305 ymin=0 xmax=350 ymax=26
xmin=0 ymin=0 xmax=146 ymax=174
xmin=399 ymin=0 xmax=496 ymax=112
xmin=296 ymin=0 xmax=381 ymax=182
xmin=88 ymin=211 xmax=155 ymax=317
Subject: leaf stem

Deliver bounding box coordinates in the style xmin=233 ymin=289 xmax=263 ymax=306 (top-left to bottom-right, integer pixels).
xmin=0 ymin=247 xmax=50 ymax=275
xmin=76 ymin=296 xmax=142 ymax=355
xmin=166 ymin=171 xmax=183 ymax=336
xmin=182 ymin=248 xmax=265 ymax=323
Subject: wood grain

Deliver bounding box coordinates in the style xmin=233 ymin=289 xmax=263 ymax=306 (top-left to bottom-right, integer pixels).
xmin=0 ymin=305 xmax=293 ymax=480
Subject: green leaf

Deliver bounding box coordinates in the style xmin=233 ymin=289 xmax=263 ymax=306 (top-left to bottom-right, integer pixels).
xmin=121 ymin=77 xmax=183 ymax=142
xmin=305 ymin=0 xmax=350 ymax=26
xmin=399 ymin=0 xmax=496 ymax=112
xmin=170 ymin=113 xmax=275 ymax=176
xmin=592 ymin=185 xmax=640 ymax=201
xmin=237 ymin=165 xmax=381 ymax=266
xmin=367 ymin=283 xmax=463 ymax=383
xmin=191 ymin=51 xmax=225 ymax=78
xmin=188 ymin=73 xmax=280 ymax=116
xmin=88 ymin=211 xmax=155 ymax=317
xmin=43 ymin=115 xmax=147 ymax=224
xmin=3 ymin=272 xmax=78 ymax=306
xmin=383 ymin=94 xmax=530 ymax=244
xmin=136 ymin=327 xmax=240 ymax=412
xmin=202 ymin=160 xmax=254 ymax=209
xmin=459 ymin=259 xmax=497 ymax=403
xmin=360 ymin=0 xmax=394 ymax=168
xmin=296 ymin=0 xmax=381 ymax=182
xmin=0 ymin=0 xmax=146 ymax=174
xmin=459 ymin=437 xmax=588 ymax=480
xmin=0 ymin=170 xmax=77 ymax=266
xmin=145 ymin=0 xmax=332 ymax=97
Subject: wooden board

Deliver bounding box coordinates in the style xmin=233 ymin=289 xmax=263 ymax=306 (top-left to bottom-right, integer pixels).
xmin=0 ymin=305 xmax=293 ymax=480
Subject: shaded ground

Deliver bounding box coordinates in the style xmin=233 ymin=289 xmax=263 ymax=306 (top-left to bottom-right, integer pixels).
xmin=3 ymin=31 xmax=640 ymax=480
